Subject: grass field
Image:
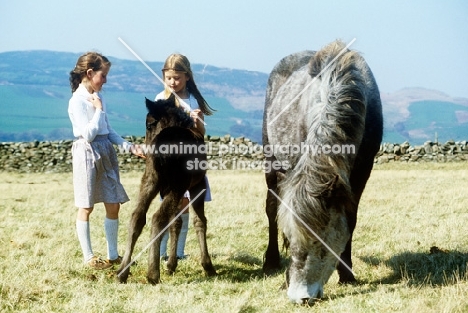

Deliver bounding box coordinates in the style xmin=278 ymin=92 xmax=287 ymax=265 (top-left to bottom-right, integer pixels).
xmin=0 ymin=163 xmax=467 ymax=312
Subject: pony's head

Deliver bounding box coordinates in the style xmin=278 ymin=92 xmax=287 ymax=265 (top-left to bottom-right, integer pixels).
xmin=278 ymin=167 xmax=353 ymax=305
xmin=145 ymin=96 xmax=194 ymax=143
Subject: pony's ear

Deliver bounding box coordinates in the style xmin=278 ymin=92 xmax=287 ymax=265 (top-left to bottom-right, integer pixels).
xmin=323 ymin=174 xmax=351 ymax=198
xmin=276 ymin=171 xmax=286 ymax=183
xmin=146 ymin=98 xmax=155 ymax=111
xmin=327 ymin=175 xmax=340 ymax=191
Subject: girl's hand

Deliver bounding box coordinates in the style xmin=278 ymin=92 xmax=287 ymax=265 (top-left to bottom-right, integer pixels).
xmin=88 ymin=94 xmax=103 ymax=110
xmin=190 ymin=109 xmax=205 ymax=134
xmin=190 ymin=109 xmax=202 ymax=122
xmin=130 ymin=144 xmax=146 ymax=159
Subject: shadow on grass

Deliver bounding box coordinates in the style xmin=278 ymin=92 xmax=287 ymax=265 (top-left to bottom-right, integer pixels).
xmin=213 ymin=252 xmax=288 ymax=283
xmin=321 ymin=248 xmax=468 ymax=304
xmin=212 ymin=264 xmax=265 ymax=282
xmin=109 ymin=253 xmax=276 ymax=285
xmin=180 ymin=251 xmax=293 ymax=284
xmin=362 ymin=247 xmax=468 ymax=286
xmin=125 ymin=252 xmax=288 ymax=285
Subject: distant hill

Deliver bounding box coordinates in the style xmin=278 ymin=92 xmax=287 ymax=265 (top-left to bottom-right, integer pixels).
xmin=381 ymin=88 xmax=468 ymax=143
xmin=0 ymin=50 xmax=267 ymax=142
xmin=1 ymin=50 xmax=467 ymax=144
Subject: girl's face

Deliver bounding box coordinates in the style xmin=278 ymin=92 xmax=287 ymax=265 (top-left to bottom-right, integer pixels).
xmin=164 ymin=70 xmax=189 ymax=95
xmin=86 ymin=66 xmax=109 ymax=92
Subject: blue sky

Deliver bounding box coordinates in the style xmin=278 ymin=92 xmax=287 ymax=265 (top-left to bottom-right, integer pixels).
xmin=1 ymin=0 xmax=467 ymax=98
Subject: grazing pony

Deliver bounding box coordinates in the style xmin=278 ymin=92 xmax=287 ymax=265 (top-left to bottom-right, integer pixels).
xmin=262 ymin=41 xmax=383 ymax=304
xmin=117 ymin=96 xmax=216 ymax=284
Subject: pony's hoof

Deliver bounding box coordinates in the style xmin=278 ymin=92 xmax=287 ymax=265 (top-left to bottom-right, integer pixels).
xmin=338 ymin=275 xmax=357 ymax=285
xmin=263 ymin=252 xmax=282 ymax=275
xmin=263 ymin=263 xmax=282 ymax=276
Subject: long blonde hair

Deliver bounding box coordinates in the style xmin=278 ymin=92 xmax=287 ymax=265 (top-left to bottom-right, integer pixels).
xmin=162 ymin=54 xmax=215 ymax=115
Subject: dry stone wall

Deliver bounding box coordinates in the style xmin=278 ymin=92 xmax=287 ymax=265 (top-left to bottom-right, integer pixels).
xmin=1 ymin=136 xmax=467 ymax=173
xmin=376 ymin=140 xmax=468 ymax=163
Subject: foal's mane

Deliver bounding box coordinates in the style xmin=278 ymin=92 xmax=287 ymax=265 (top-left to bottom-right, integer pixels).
xmin=278 ymin=41 xmax=367 ymax=242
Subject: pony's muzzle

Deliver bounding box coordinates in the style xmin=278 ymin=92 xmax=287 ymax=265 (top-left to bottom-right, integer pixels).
xmin=287 ymin=282 xmax=323 ymax=305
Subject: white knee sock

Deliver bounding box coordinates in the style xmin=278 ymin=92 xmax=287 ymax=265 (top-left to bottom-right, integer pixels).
xmin=104 ymin=217 xmax=119 ymax=260
xmin=177 ymin=213 xmax=190 ymax=258
xmin=76 ymin=220 xmax=93 ymax=263
xmin=160 ymin=231 xmax=169 ymax=257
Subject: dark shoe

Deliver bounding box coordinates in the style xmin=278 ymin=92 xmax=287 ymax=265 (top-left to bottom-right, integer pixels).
xmin=161 ymin=255 xmax=187 ymax=262
xmin=88 ymin=256 xmax=112 ymax=270
xmin=108 ymin=256 xmax=123 ymax=265
xmin=177 ymin=254 xmax=189 ymax=260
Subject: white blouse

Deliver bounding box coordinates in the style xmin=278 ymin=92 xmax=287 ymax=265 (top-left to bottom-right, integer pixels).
xmin=155 ymin=91 xmax=199 ymax=112
xmin=68 ymin=84 xmax=130 ymax=149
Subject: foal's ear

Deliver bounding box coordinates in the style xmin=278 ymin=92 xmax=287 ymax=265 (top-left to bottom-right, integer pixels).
xmin=145 ymin=98 xmax=156 ymax=111
xmin=146 ymin=114 xmax=157 ymax=130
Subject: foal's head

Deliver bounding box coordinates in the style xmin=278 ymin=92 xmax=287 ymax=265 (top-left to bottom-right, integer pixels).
xmin=145 ymin=96 xmax=194 ymax=143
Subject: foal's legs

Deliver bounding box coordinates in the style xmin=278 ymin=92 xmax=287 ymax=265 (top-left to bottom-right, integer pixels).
xmin=117 ymin=170 xmax=159 ymax=283
xmin=147 ymin=191 xmax=181 ymax=284
xmin=190 ymin=181 xmax=216 ymax=276
xmin=165 ymin=198 xmax=187 ymax=273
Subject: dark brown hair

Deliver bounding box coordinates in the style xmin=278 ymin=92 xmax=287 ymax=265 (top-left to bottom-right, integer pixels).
xmin=69 ymin=52 xmax=111 ymax=93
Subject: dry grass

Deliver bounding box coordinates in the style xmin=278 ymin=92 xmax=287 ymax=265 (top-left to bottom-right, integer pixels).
xmin=0 ymin=162 xmax=467 ymax=312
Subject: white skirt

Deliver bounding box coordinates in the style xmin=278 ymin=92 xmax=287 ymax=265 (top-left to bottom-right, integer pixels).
xmin=72 ymin=135 xmax=129 ymax=208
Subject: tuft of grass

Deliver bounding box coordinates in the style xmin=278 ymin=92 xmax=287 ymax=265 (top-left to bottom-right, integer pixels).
xmin=0 ymin=163 xmax=467 ymax=312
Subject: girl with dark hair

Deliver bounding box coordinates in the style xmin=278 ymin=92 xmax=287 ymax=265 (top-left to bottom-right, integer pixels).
xmin=68 ymin=52 xmax=144 ymax=269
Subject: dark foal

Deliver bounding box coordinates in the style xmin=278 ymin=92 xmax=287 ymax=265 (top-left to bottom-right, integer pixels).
xmin=117 ymin=96 xmax=216 ymax=284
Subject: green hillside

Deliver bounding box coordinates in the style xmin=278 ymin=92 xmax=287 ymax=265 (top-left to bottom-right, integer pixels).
xmin=0 ymin=85 xmax=262 ymax=142
xmin=2 ymin=51 xmax=468 ymax=145
xmin=387 ymin=100 xmax=468 ymax=143
xmin=0 ymin=51 xmax=267 ymax=142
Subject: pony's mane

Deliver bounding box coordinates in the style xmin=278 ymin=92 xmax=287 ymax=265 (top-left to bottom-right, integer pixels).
xmin=278 ymin=41 xmax=366 ymax=244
